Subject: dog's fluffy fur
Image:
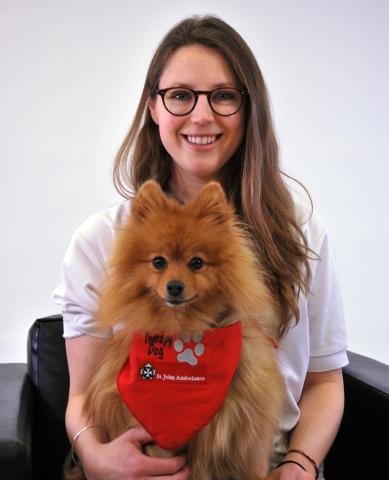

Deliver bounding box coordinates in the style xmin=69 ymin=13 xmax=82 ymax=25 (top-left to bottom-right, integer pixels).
xmin=66 ymin=181 xmax=284 ymax=480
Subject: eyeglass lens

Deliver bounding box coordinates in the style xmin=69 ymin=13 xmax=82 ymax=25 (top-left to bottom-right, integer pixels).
xmin=163 ymin=88 xmax=242 ymax=116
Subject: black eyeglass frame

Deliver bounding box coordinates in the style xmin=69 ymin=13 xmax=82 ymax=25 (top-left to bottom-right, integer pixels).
xmin=155 ymin=87 xmax=249 ymax=117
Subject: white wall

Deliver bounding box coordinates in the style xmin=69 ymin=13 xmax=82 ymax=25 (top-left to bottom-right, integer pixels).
xmin=1 ymin=0 xmax=388 ymax=364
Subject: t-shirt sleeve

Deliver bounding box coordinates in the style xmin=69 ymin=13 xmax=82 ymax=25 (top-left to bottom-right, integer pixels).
xmin=52 ymin=229 xmax=112 ymax=339
xmin=307 ymin=224 xmax=349 ymax=372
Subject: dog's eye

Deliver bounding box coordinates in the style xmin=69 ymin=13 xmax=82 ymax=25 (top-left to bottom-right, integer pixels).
xmin=152 ymin=256 xmax=167 ymax=270
xmin=188 ymin=257 xmax=204 ymax=271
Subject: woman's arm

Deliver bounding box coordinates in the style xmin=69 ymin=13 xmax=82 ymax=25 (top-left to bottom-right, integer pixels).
xmin=66 ymin=335 xmax=189 ymax=480
xmin=65 ymin=335 xmax=107 ymax=446
xmin=266 ymin=368 xmax=344 ymax=480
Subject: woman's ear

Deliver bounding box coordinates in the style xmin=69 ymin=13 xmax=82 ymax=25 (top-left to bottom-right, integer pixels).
xmin=147 ymin=97 xmax=159 ymax=125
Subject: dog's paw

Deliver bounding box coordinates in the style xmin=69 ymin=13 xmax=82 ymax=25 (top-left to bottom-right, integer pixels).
xmin=174 ymin=333 xmax=205 ymax=366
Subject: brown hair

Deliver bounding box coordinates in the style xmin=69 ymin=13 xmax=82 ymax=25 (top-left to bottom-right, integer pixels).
xmin=113 ymin=14 xmax=314 ymax=338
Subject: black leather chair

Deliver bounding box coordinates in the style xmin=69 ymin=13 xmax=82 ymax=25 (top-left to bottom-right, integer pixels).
xmin=1 ymin=314 xmax=388 ymax=480
xmin=1 ymin=315 xmax=69 ymax=480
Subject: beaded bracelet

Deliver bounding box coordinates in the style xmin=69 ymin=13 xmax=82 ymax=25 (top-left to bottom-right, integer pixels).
xmin=288 ymin=448 xmax=319 ymax=479
xmin=71 ymin=425 xmax=106 ymax=464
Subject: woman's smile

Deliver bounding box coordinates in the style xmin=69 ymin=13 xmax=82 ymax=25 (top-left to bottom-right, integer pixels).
xmin=181 ymin=133 xmax=223 ymax=149
xmin=184 ymin=134 xmax=219 ymax=145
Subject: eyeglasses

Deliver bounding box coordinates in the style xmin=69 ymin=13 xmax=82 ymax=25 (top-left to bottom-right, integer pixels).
xmin=155 ymin=87 xmax=248 ymax=116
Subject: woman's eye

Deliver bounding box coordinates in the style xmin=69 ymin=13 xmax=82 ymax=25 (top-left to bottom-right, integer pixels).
xmin=188 ymin=257 xmax=204 ymax=271
xmin=168 ymin=90 xmax=192 ymax=101
xmin=152 ymin=256 xmax=167 ymax=269
xmin=213 ymin=89 xmax=237 ymax=101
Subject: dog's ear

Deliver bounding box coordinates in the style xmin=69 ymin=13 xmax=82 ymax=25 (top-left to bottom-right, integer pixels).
xmin=190 ymin=182 xmax=232 ymax=224
xmin=131 ymin=180 xmax=167 ymax=221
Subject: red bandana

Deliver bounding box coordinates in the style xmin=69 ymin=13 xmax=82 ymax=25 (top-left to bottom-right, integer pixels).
xmin=117 ymin=322 xmax=242 ymax=450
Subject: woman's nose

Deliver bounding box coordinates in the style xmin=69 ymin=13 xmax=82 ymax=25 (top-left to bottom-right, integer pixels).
xmin=190 ymin=94 xmax=215 ymax=124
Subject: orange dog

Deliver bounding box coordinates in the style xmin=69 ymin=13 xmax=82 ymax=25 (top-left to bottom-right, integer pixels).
xmin=66 ymin=181 xmax=284 ymax=480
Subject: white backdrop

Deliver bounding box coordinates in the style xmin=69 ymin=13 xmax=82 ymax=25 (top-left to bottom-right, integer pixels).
xmin=1 ymin=0 xmax=388 ymax=364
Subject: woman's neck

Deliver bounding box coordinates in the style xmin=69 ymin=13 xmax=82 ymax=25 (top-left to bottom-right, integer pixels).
xmin=170 ymin=165 xmax=228 ymax=203
xmin=170 ymin=170 xmax=208 ymax=203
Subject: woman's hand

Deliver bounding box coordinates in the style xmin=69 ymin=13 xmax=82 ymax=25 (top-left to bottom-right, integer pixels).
xmin=265 ymin=463 xmax=315 ymax=480
xmin=81 ymin=426 xmax=189 ymax=480
xmin=65 ymin=337 xmax=189 ymax=480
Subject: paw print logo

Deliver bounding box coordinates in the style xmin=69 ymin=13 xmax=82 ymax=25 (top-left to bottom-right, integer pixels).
xmin=140 ymin=363 xmax=156 ymax=380
xmin=174 ymin=333 xmax=205 ymax=366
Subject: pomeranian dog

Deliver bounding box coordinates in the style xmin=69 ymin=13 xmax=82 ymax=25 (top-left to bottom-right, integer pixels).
xmin=66 ymin=180 xmax=284 ymax=480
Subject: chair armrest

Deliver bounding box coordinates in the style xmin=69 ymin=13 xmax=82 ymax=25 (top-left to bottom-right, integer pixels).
xmin=0 ymin=363 xmax=33 ymax=480
xmin=27 ymin=315 xmax=70 ymax=479
xmin=324 ymin=351 xmax=389 ymax=479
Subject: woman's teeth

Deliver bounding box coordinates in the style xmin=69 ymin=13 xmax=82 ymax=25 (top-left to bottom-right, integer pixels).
xmin=186 ymin=135 xmax=218 ymax=145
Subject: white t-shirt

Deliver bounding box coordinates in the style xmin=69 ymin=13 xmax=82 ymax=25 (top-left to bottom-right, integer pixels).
xmin=52 ymin=198 xmax=348 ymax=434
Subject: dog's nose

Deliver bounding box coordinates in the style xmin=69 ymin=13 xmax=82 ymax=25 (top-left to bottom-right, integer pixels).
xmin=166 ymin=280 xmax=185 ymax=297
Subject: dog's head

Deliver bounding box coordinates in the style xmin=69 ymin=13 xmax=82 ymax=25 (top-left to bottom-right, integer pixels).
xmin=98 ymin=181 xmax=272 ymax=336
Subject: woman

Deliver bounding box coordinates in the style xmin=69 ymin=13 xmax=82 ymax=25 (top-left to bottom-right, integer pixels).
xmin=54 ymin=14 xmax=348 ymax=480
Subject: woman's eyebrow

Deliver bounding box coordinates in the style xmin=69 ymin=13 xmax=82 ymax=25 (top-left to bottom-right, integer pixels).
xmin=161 ymin=82 xmax=238 ymax=89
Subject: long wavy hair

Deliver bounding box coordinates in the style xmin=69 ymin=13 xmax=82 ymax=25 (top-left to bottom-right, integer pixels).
xmin=113 ymin=14 xmax=314 ymax=338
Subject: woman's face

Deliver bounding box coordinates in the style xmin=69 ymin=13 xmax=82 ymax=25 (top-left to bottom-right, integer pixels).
xmin=148 ymin=44 xmax=245 ymax=192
